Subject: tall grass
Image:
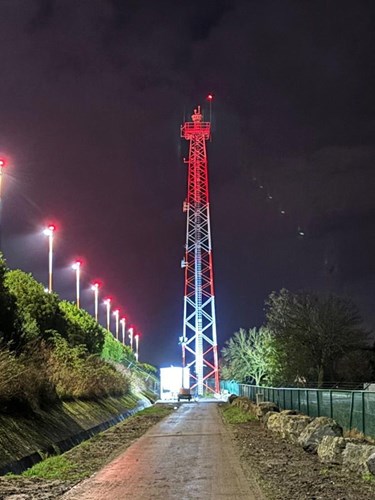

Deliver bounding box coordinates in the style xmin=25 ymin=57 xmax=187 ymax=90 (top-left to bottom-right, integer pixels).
xmin=0 ymin=348 xmax=54 ymax=411
xmin=45 ymin=335 xmax=129 ymax=400
xmin=0 ymin=336 xmax=130 ymax=413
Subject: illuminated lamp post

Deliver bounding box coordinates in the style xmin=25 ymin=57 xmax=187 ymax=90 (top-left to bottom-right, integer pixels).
xmin=104 ymin=298 xmax=111 ymax=332
xmin=134 ymin=334 xmax=139 ymax=362
xmin=113 ymin=309 xmax=120 ymax=341
xmin=43 ymin=224 xmax=56 ymax=292
xmin=0 ymin=159 xmax=6 ymax=250
xmin=120 ymin=317 xmax=126 ymax=345
xmin=91 ymin=282 xmax=100 ymax=322
xmin=128 ymin=326 xmax=134 ymax=351
xmin=71 ymin=260 xmax=81 ymax=308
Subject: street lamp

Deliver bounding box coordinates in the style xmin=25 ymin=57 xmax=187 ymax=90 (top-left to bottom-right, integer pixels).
xmin=43 ymin=224 xmax=56 ymax=292
xmin=120 ymin=317 xmax=126 ymax=345
xmin=71 ymin=260 xmax=81 ymax=308
xmin=113 ymin=309 xmax=120 ymax=340
xmin=91 ymin=282 xmax=100 ymax=321
xmin=0 ymin=159 xmax=5 ymax=250
xmin=134 ymin=334 xmax=139 ymax=362
xmin=104 ymin=298 xmax=111 ymax=332
xmin=128 ymin=326 xmax=134 ymax=351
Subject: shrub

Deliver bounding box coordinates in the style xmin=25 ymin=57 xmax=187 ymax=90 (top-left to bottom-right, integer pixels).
xmin=101 ymin=330 xmax=135 ymax=364
xmin=46 ymin=334 xmax=129 ymax=399
xmin=0 ymin=346 xmax=56 ymax=412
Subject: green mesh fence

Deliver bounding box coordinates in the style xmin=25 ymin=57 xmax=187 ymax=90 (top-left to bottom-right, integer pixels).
xmin=220 ymin=381 xmax=375 ymax=438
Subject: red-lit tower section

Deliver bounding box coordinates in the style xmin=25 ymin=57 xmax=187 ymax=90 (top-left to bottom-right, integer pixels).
xmin=180 ymin=105 xmax=219 ymax=396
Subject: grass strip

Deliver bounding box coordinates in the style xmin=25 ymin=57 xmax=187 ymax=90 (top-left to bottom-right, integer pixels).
xmin=220 ymin=403 xmax=256 ymax=424
xmin=21 ymin=404 xmax=174 ymax=481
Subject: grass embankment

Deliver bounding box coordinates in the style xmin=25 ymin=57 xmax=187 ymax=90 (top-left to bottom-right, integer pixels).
xmin=0 ymin=394 xmax=142 ymax=472
xmin=18 ymin=405 xmax=173 ymax=481
xmin=220 ymin=403 xmax=256 ymax=424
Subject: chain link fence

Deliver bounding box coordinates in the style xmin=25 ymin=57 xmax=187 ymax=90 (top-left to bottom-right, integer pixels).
xmin=221 ymin=381 xmax=375 ymax=438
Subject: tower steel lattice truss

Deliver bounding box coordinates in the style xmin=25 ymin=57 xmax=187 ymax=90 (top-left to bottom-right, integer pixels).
xmin=180 ymin=105 xmax=219 ymax=395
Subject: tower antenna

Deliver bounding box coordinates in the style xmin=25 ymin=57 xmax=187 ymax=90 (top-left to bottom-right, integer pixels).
xmin=180 ymin=103 xmax=220 ymax=396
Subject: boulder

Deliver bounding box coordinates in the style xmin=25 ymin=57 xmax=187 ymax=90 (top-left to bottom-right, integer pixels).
xmin=366 ymin=452 xmax=375 ymax=475
xmin=228 ymin=394 xmax=238 ymax=404
xmin=266 ymin=412 xmax=284 ymax=433
xmin=265 ymin=412 xmax=312 ymax=443
xmin=232 ymin=396 xmax=257 ymax=415
xmin=298 ymin=417 xmax=343 ymax=453
xmin=280 ymin=409 xmax=300 ymax=416
xmin=256 ymin=402 xmax=279 ymax=420
xmin=317 ymin=436 xmax=347 ymax=465
xmin=263 ymin=411 xmax=278 ymax=426
xmin=342 ymin=443 xmax=375 ymax=475
xmin=280 ymin=415 xmax=313 ymax=444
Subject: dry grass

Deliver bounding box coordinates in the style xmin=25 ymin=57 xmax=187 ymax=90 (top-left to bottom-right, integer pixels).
xmin=344 ymin=428 xmax=375 ymax=444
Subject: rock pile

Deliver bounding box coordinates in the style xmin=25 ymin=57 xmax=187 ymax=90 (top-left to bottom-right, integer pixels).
xmin=228 ymin=395 xmax=375 ymax=477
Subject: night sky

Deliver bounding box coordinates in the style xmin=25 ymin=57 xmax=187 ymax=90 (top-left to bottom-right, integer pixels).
xmin=1 ymin=1 xmax=375 ymax=366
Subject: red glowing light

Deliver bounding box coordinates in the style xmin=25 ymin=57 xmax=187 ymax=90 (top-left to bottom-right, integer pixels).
xmin=48 ymin=224 xmax=56 ymax=231
xmin=207 ymin=94 xmax=213 ymax=101
xmin=0 ymin=159 xmax=5 ymax=167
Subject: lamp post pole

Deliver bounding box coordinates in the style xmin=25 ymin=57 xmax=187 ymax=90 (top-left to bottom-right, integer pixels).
xmin=120 ymin=317 xmax=126 ymax=345
xmin=91 ymin=282 xmax=100 ymax=321
xmin=43 ymin=225 xmax=56 ymax=292
xmin=113 ymin=309 xmax=120 ymax=341
xmin=135 ymin=334 xmax=139 ymax=362
xmin=129 ymin=327 xmax=134 ymax=351
xmin=104 ymin=298 xmax=111 ymax=332
xmin=0 ymin=159 xmax=6 ymax=251
xmin=72 ymin=261 xmax=81 ymax=308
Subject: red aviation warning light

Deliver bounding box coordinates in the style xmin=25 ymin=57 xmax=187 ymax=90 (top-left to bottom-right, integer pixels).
xmin=180 ymin=104 xmax=220 ymax=396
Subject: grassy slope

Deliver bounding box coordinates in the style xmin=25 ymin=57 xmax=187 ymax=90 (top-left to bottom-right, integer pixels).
xmin=21 ymin=405 xmax=173 ymax=481
xmin=0 ymin=394 xmax=141 ymax=470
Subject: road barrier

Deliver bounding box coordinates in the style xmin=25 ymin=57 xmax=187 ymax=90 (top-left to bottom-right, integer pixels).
xmin=221 ymin=381 xmax=375 ymax=439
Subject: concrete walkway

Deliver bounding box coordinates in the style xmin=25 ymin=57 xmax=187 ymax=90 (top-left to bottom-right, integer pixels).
xmin=63 ymin=402 xmax=263 ymax=500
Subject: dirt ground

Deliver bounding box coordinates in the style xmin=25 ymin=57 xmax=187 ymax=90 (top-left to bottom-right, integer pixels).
xmin=1 ymin=402 xmax=375 ymax=499
xmin=0 ymin=405 xmax=175 ymax=500
xmin=224 ymin=406 xmax=375 ymax=500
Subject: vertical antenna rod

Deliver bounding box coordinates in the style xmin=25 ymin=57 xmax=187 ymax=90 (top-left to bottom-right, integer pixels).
xmin=180 ymin=105 xmax=219 ymax=396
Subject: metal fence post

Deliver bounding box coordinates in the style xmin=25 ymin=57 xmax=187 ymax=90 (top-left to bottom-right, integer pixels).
xmin=362 ymin=391 xmax=365 ymax=435
xmin=329 ymin=390 xmax=333 ymax=418
xmin=306 ymin=390 xmax=310 ymax=415
xmin=317 ymin=390 xmax=320 ymax=416
xmin=349 ymin=392 xmax=355 ymax=430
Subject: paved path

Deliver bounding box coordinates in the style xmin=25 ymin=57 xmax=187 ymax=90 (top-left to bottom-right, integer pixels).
xmin=63 ymin=402 xmax=263 ymax=499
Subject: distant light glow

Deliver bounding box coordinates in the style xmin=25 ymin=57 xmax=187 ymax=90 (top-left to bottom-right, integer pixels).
xmin=207 ymin=94 xmax=213 ymax=101
xmin=72 ymin=260 xmax=81 ymax=270
xmin=91 ymin=282 xmax=100 ymax=291
xmin=0 ymin=159 xmax=5 ymax=167
xmin=43 ymin=224 xmax=56 ymax=236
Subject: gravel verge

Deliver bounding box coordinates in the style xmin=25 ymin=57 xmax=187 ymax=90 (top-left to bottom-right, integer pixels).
xmin=219 ymin=403 xmax=375 ymax=500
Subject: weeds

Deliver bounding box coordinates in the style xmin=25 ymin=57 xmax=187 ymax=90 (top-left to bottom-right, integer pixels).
xmin=21 ymin=404 xmax=174 ymax=481
xmin=23 ymin=456 xmax=86 ymax=481
xmin=221 ymin=403 xmax=256 ymax=424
